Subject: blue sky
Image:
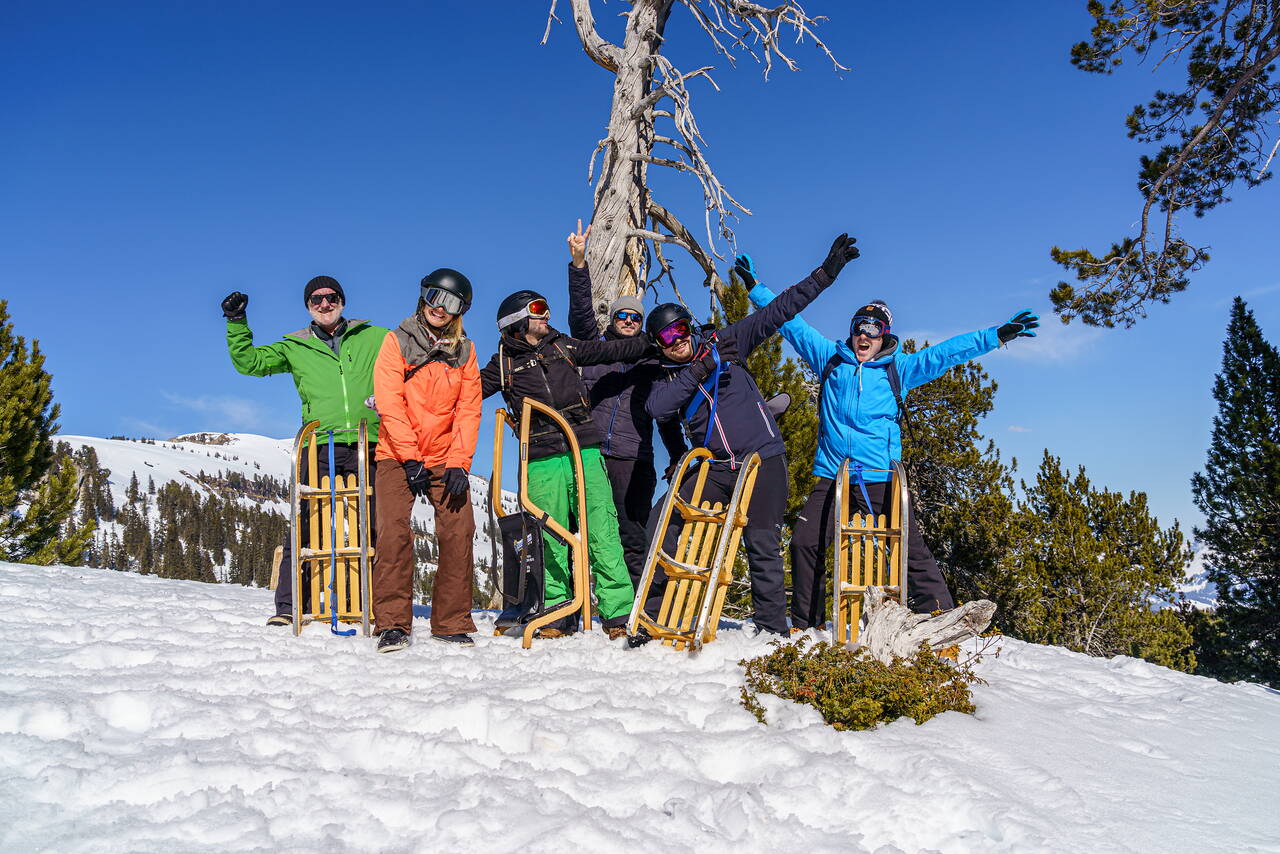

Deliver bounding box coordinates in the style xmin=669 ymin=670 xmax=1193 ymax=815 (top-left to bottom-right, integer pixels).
xmin=3 ymin=1 xmax=1277 ymax=535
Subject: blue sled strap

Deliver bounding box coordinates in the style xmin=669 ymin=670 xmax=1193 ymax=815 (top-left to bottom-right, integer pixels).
xmin=682 ymin=346 xmax=722 ymax=448
xmin=328 ymin=432 xmax=356 ymax=637
xmin=853 ymin=464 xmax=875 ymax=519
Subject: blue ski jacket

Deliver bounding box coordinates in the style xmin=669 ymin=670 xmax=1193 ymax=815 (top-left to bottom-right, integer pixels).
xmin=748 ymin=283 xmax=1000 ymax=482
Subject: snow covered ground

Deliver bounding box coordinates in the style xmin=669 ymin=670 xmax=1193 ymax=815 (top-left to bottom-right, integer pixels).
xmin=1 ymin=562 xmax=1277 ymax=853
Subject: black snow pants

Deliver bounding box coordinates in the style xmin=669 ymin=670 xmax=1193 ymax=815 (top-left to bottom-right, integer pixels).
xmin=604 ymin=455 xmax=659 ymax=587
xmin=276 ymin=442 xmax=377 ymax=617
xmin=790 ymin=476 xmax=954 ymax=629
xmin=643 ymin=453 xmax=789 ymax=635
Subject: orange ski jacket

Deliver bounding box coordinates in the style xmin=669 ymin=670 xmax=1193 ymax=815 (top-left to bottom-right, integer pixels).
xmin=373 ymin=317 xmax=482 ymax=470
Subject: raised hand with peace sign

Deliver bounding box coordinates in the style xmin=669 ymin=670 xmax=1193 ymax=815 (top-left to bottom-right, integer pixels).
xmin=567 ymin=218 xmax=592 ymax=269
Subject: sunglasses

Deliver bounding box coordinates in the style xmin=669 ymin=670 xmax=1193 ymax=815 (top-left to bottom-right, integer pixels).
xmin=613 ymin=310 xmax=643 ymax=324
xmin=850 ymin=316 xmax=887 ymax=339
xmin=656 ymin=319 xmax=693 ymax=347
xmin=422 ymin=287 xmax=467 ymax=316
xmin=308 ymin=292 xmax=343 ymax=307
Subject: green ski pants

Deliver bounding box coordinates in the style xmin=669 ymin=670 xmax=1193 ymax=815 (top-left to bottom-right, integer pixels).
xmin=525 ymin=446 xmax=636 ymax=625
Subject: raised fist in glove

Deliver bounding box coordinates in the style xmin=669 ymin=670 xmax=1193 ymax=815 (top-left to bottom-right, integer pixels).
xmin=998 ymin=310 xmax=1040 ymax=344
xmin=403 ymin=460 xmax=432 ymax=497
xmin=733 ymin=254 xmax=759 ymax=288
xmin=221 ymin=291 xmax=248 ymax=321
xmin=820 ymin=234 xmax=860 ymax=280
xmin=443 ymin=467 xmax=470 ymax=496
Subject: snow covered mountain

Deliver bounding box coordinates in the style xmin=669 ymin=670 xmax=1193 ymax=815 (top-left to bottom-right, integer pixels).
xmin=1 ymin=562 xmax=1276 ymax=852
xmin=60 ymin=432 xmax=516 ymax=589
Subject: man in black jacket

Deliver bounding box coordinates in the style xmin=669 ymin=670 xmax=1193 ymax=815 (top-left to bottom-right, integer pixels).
xmin=643 ymin=234 xmax=860 ymax=636
xmin=564 ymin=221 xmax=687 ymax=589
xmin=480 ymin=288 xmax=654 ymax=638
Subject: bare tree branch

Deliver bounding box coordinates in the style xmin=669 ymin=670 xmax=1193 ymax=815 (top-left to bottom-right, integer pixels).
xmin=545 ymin=0 xmax=623 ymax=71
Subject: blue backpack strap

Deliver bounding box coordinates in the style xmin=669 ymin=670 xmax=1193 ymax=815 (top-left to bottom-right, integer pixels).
xmin=682 ymin=345 xmax=723 ymax=447
xmin=853 ymin=464 xmax=875 ymax=517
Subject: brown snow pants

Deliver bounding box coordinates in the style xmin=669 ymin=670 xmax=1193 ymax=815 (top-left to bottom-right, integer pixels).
xmin=372 ymin=463 xmax=477 ymax=636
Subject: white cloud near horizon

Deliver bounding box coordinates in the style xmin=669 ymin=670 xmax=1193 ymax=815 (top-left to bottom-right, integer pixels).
xmin=162 ymin=393 xmax=270 ymax=430
xmin=1008 ymin=425 xmax=1032 ymax=433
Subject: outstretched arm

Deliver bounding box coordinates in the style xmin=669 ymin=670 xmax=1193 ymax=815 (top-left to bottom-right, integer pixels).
xmin=746 ymin=278 xmax=838 ymax=374
xmin=479 ymin=350 xmax=503 ymax=399
xmin=726 ymin=235 xmax=858 ymax=357
xmin=226 ymin=317 xmax=289 ymax=377
xmin=570 ymin=333 xmax=652 ymax=366
xmin=565 ymin=219 xmax=599 ymax=339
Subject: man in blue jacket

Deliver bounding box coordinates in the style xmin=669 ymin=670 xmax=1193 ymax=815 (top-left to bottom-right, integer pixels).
xmin=744 ymin=257 xmax=1038 ymax=625
xmin=643 ymin=234 xmax=861 ymax=637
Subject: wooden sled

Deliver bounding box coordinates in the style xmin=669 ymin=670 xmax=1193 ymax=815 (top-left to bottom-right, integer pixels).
xmin=626 ymin=449 xmax=761 ymax=651
xmin=289 ymin=420 xmax=374 ymax=637
xmin=489 ymin=399 xmax=592 ymax=649
xmin=831 ymin=459 xmax=909 ymax=646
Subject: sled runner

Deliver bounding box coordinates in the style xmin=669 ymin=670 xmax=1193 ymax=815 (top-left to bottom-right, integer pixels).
xmin=626 ymin=448 xmax=762 ymax=651
xmin=289 ymin=420 xmax=374 ymax=637
xmin=831 ymin=459 xmax=909 ymax=645
xmin=489 ymin=398 xmax=592 ymax=649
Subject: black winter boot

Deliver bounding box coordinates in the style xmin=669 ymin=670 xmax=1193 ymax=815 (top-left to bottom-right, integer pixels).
xmin=377 ymin=629 xmax=410 ymax=653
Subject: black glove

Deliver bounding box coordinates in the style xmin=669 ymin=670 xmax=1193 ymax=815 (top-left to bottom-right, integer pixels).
xmin=688 ymin=347 xmax=720 ymax=384
xmin=820 ymin=234 xmax=859 ymax=280
xmin=662 ymin=461 xmax=680 ymax=483
xmin=403 ymin=460 xmax=432 ymax=497
xmin=443 ymin=467 xmax=470 ymax=496
xmin=221 ymin=291 xmax=248 ymax=321
xmin=733 ymin=254 xmax=758 ymax=288
xmin=997 ymin=309 xmax=1040 ymax=344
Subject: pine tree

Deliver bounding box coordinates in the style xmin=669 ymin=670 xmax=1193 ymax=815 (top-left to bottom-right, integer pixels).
xmin=1190 ymin=297 xmax=1280 ymax=687
xmin=716 ymin=272 xmax=818 ymax=523
xmin=896 ymin=340 xmax=1017 ymax=606
xmin=1003 ymin=451 xmax=1195 ymax=671
xmin=0 ymin=300 xmax=93 ymax=564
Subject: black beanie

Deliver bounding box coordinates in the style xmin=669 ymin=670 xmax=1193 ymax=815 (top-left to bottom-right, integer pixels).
xmin=853 ymin=300 xmax=892 ymax=328
xmin=304 ymin=275 xmax=345 ymax=305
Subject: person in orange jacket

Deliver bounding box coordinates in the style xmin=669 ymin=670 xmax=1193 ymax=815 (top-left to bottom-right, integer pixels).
xmin=371 ymin=268 xmax=483 ymax=652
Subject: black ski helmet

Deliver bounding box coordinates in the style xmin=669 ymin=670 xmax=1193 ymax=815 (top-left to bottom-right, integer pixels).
xmin=645 ymin=302 xmax=694 ymax=340
xmin=496 ymin=289 xmax=550 ymax=334
xmin=420 ymin=268 xmax=473 ymax=314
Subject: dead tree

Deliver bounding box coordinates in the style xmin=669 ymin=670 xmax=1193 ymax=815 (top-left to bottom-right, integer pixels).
xmin=543 ymin=0 xmax=844 ymax=325
xmin=858 ymin=586 xmax=997 ymax=664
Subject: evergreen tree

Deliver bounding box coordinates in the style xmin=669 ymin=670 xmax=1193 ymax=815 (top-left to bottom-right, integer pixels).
xmin=1003 ymin=451 xmax=1195 ymax=671
xmin=1190 ymin=297 xmax=1280 ymax=686
xmin=896 ymin=340 xmax=1017 ymax=606
xmin=0 ymin=300 xmax=93 ymax=564
xmin=716 ymin=272 xmax=819 ymax=523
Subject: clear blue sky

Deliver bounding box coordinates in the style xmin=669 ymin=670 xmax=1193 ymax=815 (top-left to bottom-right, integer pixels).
xmin=3 ymin=2 xmax=1277 ymax=536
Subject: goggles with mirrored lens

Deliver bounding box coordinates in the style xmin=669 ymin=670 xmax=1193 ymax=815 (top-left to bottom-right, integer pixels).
xmin=422 ymin=287 xmax=467 ymax=316
xmin=308 ymin=291 xmax=343 ymax=307
xmin=656 ymin=319 xmax=693 ymax=347
xmin=850 ymin=315 xmax=888 ymax=339
xmin=497 ymin=297 xmax=552 ymax=330
xmin=526 ymin=299 xmax=550 ymax=318
xmin=613 ymin=310 xmax=643 ymax=324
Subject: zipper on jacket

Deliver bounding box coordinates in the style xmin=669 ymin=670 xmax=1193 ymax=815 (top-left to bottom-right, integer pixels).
xmin=756 ymin=400 xmax=776 ymax=438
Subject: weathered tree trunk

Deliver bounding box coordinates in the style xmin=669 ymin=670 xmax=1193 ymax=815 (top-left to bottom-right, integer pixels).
xmin=858 ymin=586 xmax=996 ymax=664
xmin=584 ymin=1 xmax=674 ymax=317
xmin=548 ymin=0 xmax=844 ymax=326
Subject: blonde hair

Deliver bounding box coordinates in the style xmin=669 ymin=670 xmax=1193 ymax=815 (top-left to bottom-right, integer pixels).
xmin=418 ymin=300 xmax=466 ymax=352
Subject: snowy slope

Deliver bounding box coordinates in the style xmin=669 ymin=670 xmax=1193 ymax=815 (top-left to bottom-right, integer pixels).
xmin=2 ymin=563 xmax=1277 ymax=853
xmin=61 ymin=433 xmax=516 ymax=579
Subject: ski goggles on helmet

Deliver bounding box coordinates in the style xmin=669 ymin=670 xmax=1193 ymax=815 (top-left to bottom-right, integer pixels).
xmin=613 ymin=310 xmax=643 ymax=324
xmin=850 ymin=315 xmax=888 ymax=339
xmin=655 ymin=319 xmax=693 ymax=347
xmin=308 ymin=291 xmax=343 ymax=307
xmin=497 ymin=298 xmax=551 ymax=330
xmin=422 ymin=287 xmax=467 ymax=316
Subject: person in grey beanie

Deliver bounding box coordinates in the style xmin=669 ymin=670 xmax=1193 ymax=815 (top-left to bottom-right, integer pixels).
xmin=563 ymin=221 xmax=687 ymax=588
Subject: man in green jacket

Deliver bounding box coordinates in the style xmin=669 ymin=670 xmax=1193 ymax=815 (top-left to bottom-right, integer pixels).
xmin=221 ymin=276 xmax=388 ymax=626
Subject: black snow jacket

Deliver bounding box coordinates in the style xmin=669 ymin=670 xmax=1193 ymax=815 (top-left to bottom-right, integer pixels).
xmin=646 ymin=267 xmax=836 ymax=468
xmin=566 ymin=264 xmax=686 ymax=462
xmin=480 ymin=327 xmax=653 ymax=461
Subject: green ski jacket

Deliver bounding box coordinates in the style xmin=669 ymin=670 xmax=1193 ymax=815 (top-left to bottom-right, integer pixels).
xmin=226 ymin=318 xmax=388 ymax=443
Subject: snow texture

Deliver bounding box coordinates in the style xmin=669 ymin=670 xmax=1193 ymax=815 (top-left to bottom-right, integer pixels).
xmin=2 ymin=563 xmax=1277 ymax=853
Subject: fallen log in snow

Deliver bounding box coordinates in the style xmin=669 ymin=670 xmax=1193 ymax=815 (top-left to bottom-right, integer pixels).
xmin=858 ymin=586 xmax=996 ymax=663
